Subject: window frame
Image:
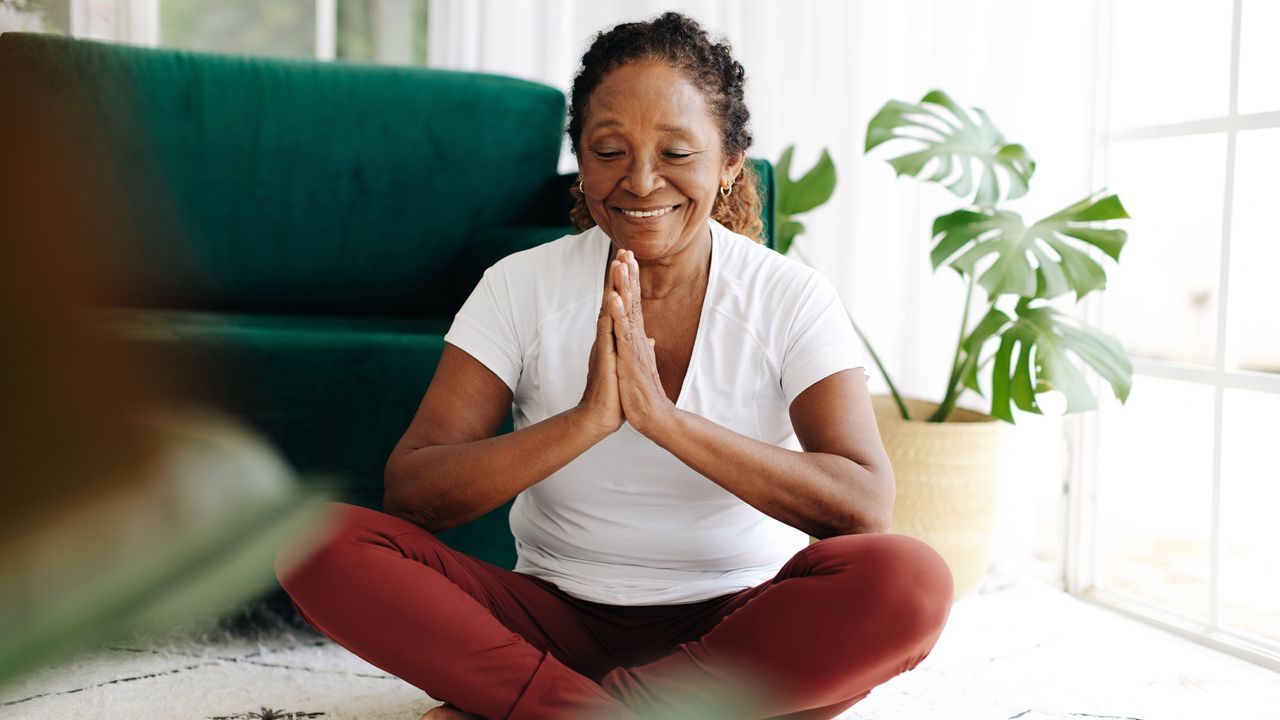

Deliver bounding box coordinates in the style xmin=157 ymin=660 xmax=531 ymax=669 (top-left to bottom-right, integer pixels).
xmin=69 ymin=0 xmax=339 ymax=58
xmin=1068 ymin=0 xmax=1280 ymax=674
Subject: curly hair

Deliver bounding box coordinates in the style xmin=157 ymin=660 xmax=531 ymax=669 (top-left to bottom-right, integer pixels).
xmin=566 ymin=11 xmax=764 ymax=243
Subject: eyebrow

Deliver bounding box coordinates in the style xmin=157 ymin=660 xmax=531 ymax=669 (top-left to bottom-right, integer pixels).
xmin=589 ymin=119 xmax=694 ymax=134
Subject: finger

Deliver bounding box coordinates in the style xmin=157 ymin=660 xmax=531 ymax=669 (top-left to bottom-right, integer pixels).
xmin=614 ymin=261 xmax=631 ymax=314
xmin=601 ymin=260 xmax=620 ymax=315
xmin=604 ymin=304 xmax=618 ymax=359
xmin=625 ymin=251 xmax=639 ymax=301
xmin=626 ymin=251 xmax=644 ymax=331
xmin=598 ymin=268 xmax=617 ymax=335
xmin=597 ymin=297 xmax=613 ymax=337
xmin=627 ymin=250 xmax=641 ymax=298
xmin=615 ymin=261 xmax=635 ymax=318
xmin=615 ymin=248 xmax=628 ymax=290
xmin=610 ymin=292 xmax=628 ymax=342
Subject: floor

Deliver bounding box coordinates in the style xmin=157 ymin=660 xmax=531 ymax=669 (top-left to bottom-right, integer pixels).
xmin=2 ymin=569 xmax=1278 ymax=720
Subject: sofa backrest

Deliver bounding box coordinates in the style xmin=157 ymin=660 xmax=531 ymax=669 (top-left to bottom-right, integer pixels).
xmin=0 ymin=32 xmax=568 ymax=316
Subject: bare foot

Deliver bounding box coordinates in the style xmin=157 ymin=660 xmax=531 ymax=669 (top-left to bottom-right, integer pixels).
xmin=420 ymin=702 xmax=482 ymax=719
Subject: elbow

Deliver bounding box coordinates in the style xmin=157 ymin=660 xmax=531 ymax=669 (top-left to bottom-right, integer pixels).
xmin=381 ymin=450 xmax=417 ymax=522
xmin=846 ymin=464 xmax=896 ymax=535
xmin=847 ymin=511 xmax=891 ymax=535
xmin=857 ymin=514 xmax=893 ymax=535
xmin=869 ymin=465 xmax=896 ymax=533
xmin=382 ymin=447 xmax=444 ymax=533
xmin=383 ymin=450 xmax=405 ymax=511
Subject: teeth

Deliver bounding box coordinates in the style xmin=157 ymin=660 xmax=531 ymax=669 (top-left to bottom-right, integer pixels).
xmin=620 ymin=206 xmax=676 ymax=218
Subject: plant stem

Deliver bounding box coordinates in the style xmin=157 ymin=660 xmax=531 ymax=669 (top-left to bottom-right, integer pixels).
xmin=788 ymin=240 xmax=911 ymax=420
xmin=928 ymin=272 xmax=976 ymax=422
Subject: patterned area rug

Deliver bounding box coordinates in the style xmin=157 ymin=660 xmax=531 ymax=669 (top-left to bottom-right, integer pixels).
xmin=2 ymin=570 xmax=1277 ymax=719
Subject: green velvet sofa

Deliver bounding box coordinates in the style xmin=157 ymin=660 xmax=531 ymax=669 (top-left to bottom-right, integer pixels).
xmin=1 ymin=31 xmax=776 ymax=571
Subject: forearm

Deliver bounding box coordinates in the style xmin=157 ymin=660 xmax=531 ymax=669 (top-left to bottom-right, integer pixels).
xmin=646 ymin=410 xmax=894 ymax=538
xmin=384 ymin=407 xmax=608 ymax=533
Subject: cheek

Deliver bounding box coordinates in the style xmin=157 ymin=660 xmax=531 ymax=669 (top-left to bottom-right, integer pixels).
xmin=581 ymin=167 xmax=617 ymax=203
xmin=679 ymin=164 xmax=722 ymax=203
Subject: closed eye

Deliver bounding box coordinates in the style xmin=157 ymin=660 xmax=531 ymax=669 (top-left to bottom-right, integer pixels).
xmin=591 ymin=150 xmax=697 ymax=160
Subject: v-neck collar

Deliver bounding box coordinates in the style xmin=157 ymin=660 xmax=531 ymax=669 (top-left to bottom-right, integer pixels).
xmin=595 ymin=219 xmax=719 ymax=410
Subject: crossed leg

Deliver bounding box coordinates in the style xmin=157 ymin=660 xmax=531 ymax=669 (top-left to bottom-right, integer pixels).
xmin=275 ymin=501 xmax=641 ymax=719
xmin=276 ymin=502 xmax=953 ymax=719
xmin=598 ymin=532 xmax=955 ymax=719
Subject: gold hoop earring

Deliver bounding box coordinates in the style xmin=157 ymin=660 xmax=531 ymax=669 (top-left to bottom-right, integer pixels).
xmin=720 ymin=181 xmax=733 ymax=198
xmin=577 ymin=176 xmax=585 ymax=195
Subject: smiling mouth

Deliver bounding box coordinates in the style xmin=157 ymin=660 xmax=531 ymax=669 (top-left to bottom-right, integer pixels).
xmin=616 ymin=204 xmax=679 ymax=218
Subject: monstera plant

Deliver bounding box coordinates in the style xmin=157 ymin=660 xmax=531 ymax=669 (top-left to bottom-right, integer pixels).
xmin=774 ymin=144 xmax=837 ymax=256
xmin=861 ymin=89 xmax=1134 ymax=423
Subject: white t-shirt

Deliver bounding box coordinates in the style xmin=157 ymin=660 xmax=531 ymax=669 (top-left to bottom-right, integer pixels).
xmin=442 ymin=217 xmax=864 ymax=605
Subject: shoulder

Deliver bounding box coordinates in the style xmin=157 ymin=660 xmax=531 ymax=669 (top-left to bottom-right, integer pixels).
xmin=712 ymin=220 xmax=829 ymax=310
xmin=477 ymin=226 xmax=605 ymax=319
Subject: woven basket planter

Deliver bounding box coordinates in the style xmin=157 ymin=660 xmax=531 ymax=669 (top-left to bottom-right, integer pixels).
xmin=871 ymin=394 xmax=1002 ymax=599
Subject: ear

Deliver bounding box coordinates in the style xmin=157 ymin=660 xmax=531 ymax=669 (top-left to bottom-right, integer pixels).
xmin=723 ymin=150 xmax=747 ymax=185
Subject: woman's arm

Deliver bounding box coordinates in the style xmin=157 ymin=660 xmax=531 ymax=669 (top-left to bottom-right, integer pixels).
xmin=642 ymin=368 xmax=895 ymax=539
xmin=607 ymin=251 xmax=892 ymax=539
xmin=385 ymin=258 xmax=628 ymax=534
xmin=384 ymin=344 xmax=612 ymax=533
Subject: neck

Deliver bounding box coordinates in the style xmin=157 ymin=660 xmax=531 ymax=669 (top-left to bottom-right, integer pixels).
xmin=609 ymin=225 xmax=712 ymax=301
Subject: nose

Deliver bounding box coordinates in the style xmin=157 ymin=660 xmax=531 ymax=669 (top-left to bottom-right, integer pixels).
xmin=621 ymin=155 xmax=664 ymax=197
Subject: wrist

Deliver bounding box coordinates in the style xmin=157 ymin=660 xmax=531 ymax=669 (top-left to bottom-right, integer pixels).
xmin=567 ymin=405 xmax=616 ymax=444
xmin=634 ymin=403 xmax=682 ymax=443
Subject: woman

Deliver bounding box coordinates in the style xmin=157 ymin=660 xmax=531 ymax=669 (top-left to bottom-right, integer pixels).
xmin=275 ymin=12 xmax=953 ymax=720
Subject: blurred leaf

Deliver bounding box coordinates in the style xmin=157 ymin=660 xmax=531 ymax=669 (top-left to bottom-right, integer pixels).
xmin=777 ymin=145 xmax=837 ymax=216
xmin=0 ymin=414 xmax=338 ymax=690
xmin=776 ymin=219 xmax=805 ymax=255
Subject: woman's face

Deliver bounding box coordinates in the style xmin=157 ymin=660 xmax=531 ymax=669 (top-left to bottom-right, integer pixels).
xmin=578 ymin=61 xmax=744 ymax=262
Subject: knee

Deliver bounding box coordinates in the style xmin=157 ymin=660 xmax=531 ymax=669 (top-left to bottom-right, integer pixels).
xmin=812 ymin=533 xmax=954 ymax=643
xmin=273 ymin=501 xmax=408 ymax=595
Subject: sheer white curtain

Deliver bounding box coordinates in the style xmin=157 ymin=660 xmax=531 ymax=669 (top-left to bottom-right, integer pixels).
xmin=429 ymin=0 xmax=1101 ymax=579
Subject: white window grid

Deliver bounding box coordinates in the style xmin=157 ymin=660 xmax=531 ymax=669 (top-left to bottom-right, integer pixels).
xmin=69 ymin=0 xmax=341 ymax=59
xmin=1068 ymin=0 xmax=1280 ymax=674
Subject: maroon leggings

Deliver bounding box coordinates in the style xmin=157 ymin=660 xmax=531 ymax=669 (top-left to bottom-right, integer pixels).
xmin=275 ymin=502 xmax=953 ymax=719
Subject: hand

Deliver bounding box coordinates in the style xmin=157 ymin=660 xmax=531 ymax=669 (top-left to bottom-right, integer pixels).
xmin=609 ymin=249 xmax=676 ymax=437
xmin=575 ymin=252 xmax=626 ymax=437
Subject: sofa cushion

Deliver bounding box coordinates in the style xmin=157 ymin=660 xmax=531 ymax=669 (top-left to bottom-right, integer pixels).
xmin=91 ymin=307 xmax=521 ymax=567
xmin=94 ymin=309 xmax=466 ymax=487
xmin=0 ymin=32 xmax=567 ymax=316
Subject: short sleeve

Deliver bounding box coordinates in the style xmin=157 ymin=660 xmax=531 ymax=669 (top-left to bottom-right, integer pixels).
xmin=442 ymin=260 xmax=523 ymax=393
xmin=779 ymin=271 xmax=864 ymax=406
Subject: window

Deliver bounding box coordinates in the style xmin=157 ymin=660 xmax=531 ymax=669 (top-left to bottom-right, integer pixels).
xmin=159 ymin=0 xmax=317 ymax=59
xmin=1076 ymin=0 xmax=1280 ymax=672
xmin=45 ymin=0 xmax=428 ymax=64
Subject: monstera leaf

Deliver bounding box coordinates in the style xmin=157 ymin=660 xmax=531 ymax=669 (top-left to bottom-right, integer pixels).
xmin=775 ymin=144 xmax=837 ymax=255
xmin=865 ymin=89 xmax=1035 ymax=208
xmin=931 ymin=191 xmax=1130 ymax=301
xmin=960 ymin=298 xmax=1133 ymax=422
